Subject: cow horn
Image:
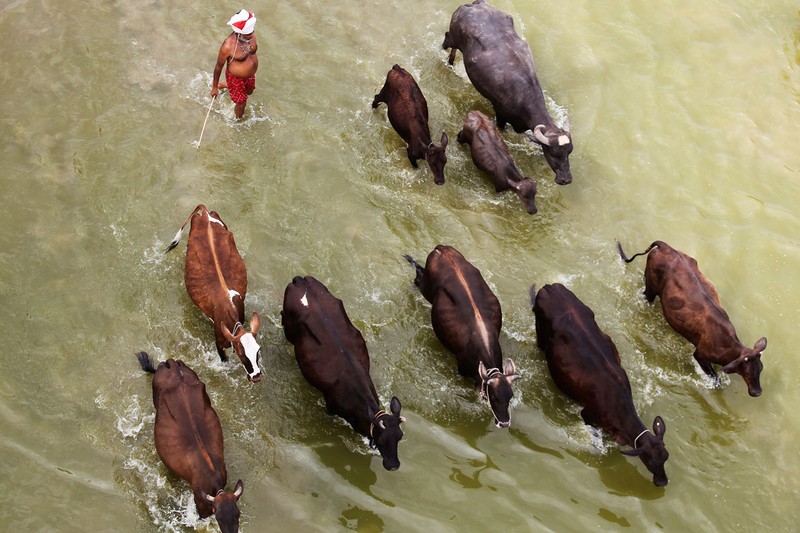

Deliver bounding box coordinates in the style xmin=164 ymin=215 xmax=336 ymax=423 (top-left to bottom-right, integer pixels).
xmin=532 ymin=125 xmax=551 ymax=146
xmin=379 ymin=420 xmax=386 ymax=430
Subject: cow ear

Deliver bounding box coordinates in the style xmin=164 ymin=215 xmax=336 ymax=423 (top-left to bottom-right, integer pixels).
xmin=620 ymin=447 xmax=642 ymax=457
xmin=233 ymin=479 xmax=244 ymax=499
xmin=440 ymin=131 xmax=449 ymax=148
xmin=249 ymin=312 xmax=261 ymax=334
xmin=390 ymin=396 xmax=402 ymax=417
xmin=478 ymin=361 xmax=489 ymax=381
xmin=221 ymin=323 xmax=236 ymax=342
xmin=200 ymin=489 xmax=215 ymax=503
xmin=722 ymin=357 xmax=743 ymax=374
xmin=653 ymin=416 xmax=666 ymax=438
xmin=367 ymin=405 xmax=377 ymax=421
xmin=503 ymin=358 xmax=517 ymax=376
xmin=754 ymin=337 xmax=767 ymax=353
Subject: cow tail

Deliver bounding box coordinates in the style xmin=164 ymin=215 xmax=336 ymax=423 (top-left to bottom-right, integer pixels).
xmin=136 ymin=351 xmax=157 ymax=374
xmin=617 ymin=241 xmax=660 ymax=264
xmin=403 ymin=254 xmax=425 ymax=288
xmin=165 ymin=206 xmax=203 ymax=254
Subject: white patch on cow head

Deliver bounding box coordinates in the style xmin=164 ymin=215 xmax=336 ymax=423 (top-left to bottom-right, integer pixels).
xmin=208 ymin=214 xmax=224 ymax=226
xmin=240 ymin=333 xmax=261 ymax=378
xmin=558 ymin=135 xmax=570 ymax=146
xmin=300 ymin=291 xmax=309 ymax=307
xmin=228 ymin=289 xmax=241 ymax=303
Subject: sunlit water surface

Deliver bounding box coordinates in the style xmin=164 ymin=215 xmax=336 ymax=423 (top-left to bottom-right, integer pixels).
xmin=1 ymin=0 xmax=799 ymax=531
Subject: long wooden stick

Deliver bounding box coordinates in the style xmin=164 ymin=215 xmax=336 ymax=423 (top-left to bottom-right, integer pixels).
xmin=197 ymin=94 xmax=216 ymax=148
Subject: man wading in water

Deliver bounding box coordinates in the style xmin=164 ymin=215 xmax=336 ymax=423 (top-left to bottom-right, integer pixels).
xmin=211 ymin=9 xmax=259 ymax=119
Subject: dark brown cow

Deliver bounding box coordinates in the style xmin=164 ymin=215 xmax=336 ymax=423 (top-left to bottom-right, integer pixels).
xmin=457 ymin=109 xmax=538 ymax=214
xmin=618 ymin=240 xmax=768 ymax=397
xmin=443 ymin=0 xmax=573 ymax=185
xmin=404 ymin=245 xmax=520 ymax=428
xmin=532 ymin=284 xmax=669 ymax=487
xmin=166 ymin=205 xmax=262 ymax=382
xmin=281 ymin=276 xmax=405 ymax=471
xmin=136 ymin=352 xmax=244 ymax=532
xmin=372 ymin=64 xmax=449 ymax=184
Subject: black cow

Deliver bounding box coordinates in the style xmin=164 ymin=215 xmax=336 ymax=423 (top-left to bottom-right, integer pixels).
xmin=372 ymin=64 xmax=449 ymax=184
xmin=532 ymin=284 xmax=669 ymax=487
xmin=405 ymin=245 xmax=520 ymax=428
xmin=618 ymin=240 xmax=767 ymax=397
xmin=457 ymin=109 xmax=538 ymax=214
xmin=281 ymin=276 xmax=405 ymax=471
xmin=443 ymin=0 xmax=573 ymax=185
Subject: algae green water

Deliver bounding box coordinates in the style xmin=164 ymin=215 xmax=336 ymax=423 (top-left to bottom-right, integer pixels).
xmin=1 ymin=0 xmax=799 ymax=531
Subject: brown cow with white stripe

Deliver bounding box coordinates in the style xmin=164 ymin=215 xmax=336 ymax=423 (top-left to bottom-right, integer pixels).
xmin=166 ymin=205 xmax=262 ymax=382
xmin=404 ymin=245 xmax=520 ymax=427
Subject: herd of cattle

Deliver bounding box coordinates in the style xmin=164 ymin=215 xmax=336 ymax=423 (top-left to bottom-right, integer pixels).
xmin=133 ymin=1 xmax=768 ymax=531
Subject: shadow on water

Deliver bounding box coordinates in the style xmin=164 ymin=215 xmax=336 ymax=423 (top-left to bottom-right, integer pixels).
xmin=339 ymin=504 xmax=386 ymax=532
xmin=314 ymin=443 xmax=380 ymax=498
xmin=509 ymin=427 xmax=564 ymax=460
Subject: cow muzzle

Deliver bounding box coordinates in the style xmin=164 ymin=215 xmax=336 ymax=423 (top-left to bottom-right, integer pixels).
xmin=247 ymin=372 xmax=262 ymax=383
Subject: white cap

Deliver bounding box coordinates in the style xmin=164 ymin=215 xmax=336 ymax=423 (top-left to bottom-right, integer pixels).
xmin=228 ymin=9 xmax=256 ymax=34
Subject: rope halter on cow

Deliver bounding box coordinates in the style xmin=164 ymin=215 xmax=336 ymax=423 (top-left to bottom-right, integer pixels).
xmin=480 ymin=367 xmax=506 ymax=424
xmin=369 ymin=410 xmax=389 ymax=440
xmin=633 ymin=429 xmax=650 ymax=449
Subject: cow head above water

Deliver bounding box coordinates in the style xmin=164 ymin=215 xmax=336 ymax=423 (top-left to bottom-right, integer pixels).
xmin=222 ymin=312 xmax=263 ymax=382
xmin=722 ymin=337 xmax=767 ymax=397
xmin=368 ymin=396 xmax=405 ymax=471
xmin=422 ymin=131 xmax=449 ymax=185
xmin=199 ymin=479 xmax=244 ymax=533
xmin=529 ymin=124 xmax=573 ymax=185
xmin=479 ymin=359 xmax=521 ymax=428
xmin=620 ymin=416 xmax=669 ymax=487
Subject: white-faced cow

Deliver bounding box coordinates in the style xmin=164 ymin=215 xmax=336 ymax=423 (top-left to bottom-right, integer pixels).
xmin=372 ymin=64 xmax=449 ymax=185
xmin=166 ymin=205 xmax=262 ymax=382
xmin=443 ymin=0 xmax=573 ymax=185
xmin=136 ymin=352 xmax=244 ymax=532
xmin=532 ymin=284 xmax=669 ymax=487
xmin=618 ymin=240 xmax=768 ymax=397
xmin=457 ymin=109 xmax=538 ymax=214
xmin=404 ymin=245 xmax=520 ymax=428
xmin=281 ymin=276 xmax=405 ymax=471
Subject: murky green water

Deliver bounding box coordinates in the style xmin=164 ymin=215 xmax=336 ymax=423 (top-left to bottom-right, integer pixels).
xmin=2 ymin=0 xmax=799 ymax=531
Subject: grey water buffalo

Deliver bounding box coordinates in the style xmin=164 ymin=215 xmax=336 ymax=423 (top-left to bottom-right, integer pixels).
xmin=166 ymin=205 xmax=262 ymax=382
xmin=457 ymin=109 xmax=538 ymax=214
xmin=443 ymin=0 xmax=573 ymax=185
xmin=372 ymin=64 xmax=449 ymax=184
xmin=136 ymin=352 xmax=244 ymax=533
xmin=281 ymin=276 xmax=405 ymax=471
xmin=405 ymin=245 xmax=520 ymax=427
xmin=618 ymin=240 xmax=767 ymax=397
xmin=532 ymin=284 xmax=669 ymax=487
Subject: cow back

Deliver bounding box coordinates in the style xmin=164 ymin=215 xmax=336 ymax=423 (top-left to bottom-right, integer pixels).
xmin=184 ymin=209 xmax=247 ymax=323
xmin=150 ymin=359 xmax=227 ymax=491
xmin=282 ymin=276 xmax=379 ymax=427
xmin=448 ymin=1 xmax=546 ymax=131
xmin=534 ymin=284 xmax=632 ymax=408
xmin=424 ymin=246 xmax=503 ymax=376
